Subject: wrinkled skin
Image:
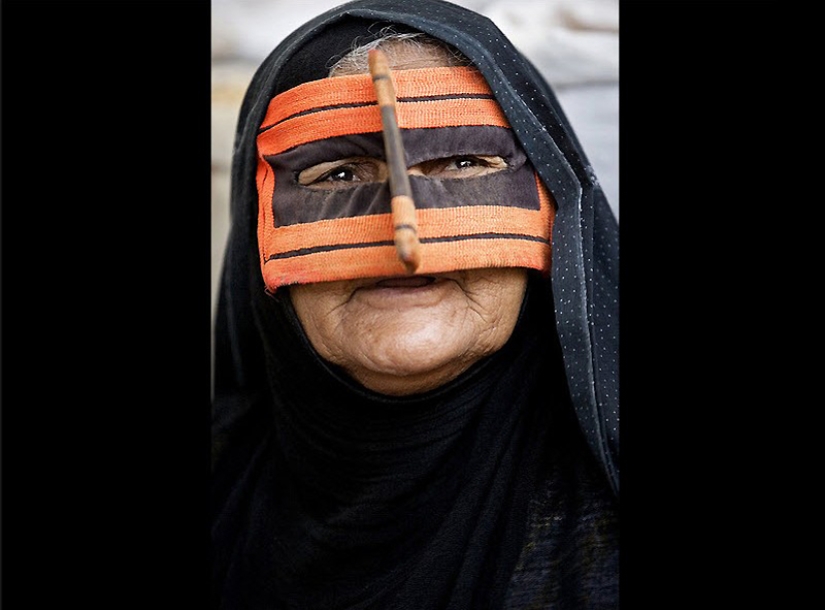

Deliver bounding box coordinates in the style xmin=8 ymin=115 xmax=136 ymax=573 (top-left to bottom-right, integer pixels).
xmin=290 ymin=269 xmax=527 ymax=396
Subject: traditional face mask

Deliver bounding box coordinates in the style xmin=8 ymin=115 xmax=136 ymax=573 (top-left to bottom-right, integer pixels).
xmin=256 ymin=65 xmax=555 ymax=291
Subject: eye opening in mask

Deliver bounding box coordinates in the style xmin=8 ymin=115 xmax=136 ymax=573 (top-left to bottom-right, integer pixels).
xmin=297 ymin=153 xmax=509 ymax=190
xmin=408 ymin=154 xmax=508 ymax=177
xmin=296 ymin=157 xmax=388 ymax=189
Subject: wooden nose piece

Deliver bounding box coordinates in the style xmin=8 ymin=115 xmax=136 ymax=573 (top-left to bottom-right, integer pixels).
xmin=369 ymin=48 xmax=421 ymax=274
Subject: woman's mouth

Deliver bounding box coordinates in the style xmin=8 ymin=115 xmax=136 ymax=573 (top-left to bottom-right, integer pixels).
xmin=351 ymin=274 xmax=454 ymax=309
xmin=374 ymin=276 xmax=437 ymax=289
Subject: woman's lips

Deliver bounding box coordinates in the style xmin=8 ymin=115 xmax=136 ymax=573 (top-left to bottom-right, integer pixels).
xmin=374 ymin=276 xmax=436 ymax=289
xmin=353 ymin=275 xmax=445 ymax=309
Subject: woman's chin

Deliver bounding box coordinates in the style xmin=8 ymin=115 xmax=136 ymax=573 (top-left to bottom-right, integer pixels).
xmin=340 ymin=330 xmax=474 ymax=395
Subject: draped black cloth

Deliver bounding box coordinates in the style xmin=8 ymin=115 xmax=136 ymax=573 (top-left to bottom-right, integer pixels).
xmin=212 ymin=1 xmax=620 ymax=608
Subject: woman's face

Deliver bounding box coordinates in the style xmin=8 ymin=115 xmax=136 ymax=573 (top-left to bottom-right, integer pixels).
xmin=288 ymin=37 xmax=528 ymax=396
xmin=290 ymin=268 xmax=527 ymax=396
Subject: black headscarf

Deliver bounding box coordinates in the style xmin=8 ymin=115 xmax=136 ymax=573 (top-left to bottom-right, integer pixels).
xmin=212 ymin=1 xmax=619 ymax=608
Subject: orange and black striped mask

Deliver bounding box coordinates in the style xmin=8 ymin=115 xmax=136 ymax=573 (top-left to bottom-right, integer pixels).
xmin=256 ymin=65 xmax=555 ymax=291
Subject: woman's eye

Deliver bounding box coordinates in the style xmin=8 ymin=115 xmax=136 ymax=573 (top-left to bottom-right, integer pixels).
xmin=298 ymin=157 xmax=387 ymax=190
xmin=411 ymin=155 xmax=508 ymax=178
xmin=321 ymin=166 xmax=357 ymax=182
xmin=450 ymin=157 xmax=482 ymax=170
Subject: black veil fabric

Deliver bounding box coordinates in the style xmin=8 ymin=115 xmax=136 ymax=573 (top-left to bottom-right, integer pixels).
xmin=212 ymin=1 xmax=619 ymax=608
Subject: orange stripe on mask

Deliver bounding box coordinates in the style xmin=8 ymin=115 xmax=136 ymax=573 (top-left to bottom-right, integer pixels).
xmin=258 ymin=98 xmax=509 ymax=156
xmin=260 ymin=66 xmax=496 ymax=128
xmin=263 ymin=238 xmax=550 ymax=287
xmin=264 ymin=205 xmax=546 ymax=255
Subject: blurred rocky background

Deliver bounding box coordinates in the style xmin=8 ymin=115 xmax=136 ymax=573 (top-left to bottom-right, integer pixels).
xmin=211 ymin=0 xmax=619 ymax=322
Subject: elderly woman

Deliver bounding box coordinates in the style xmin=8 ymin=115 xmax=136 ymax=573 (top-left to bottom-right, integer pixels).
xmin=211 ymin=0 xmax=619 ymax=608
